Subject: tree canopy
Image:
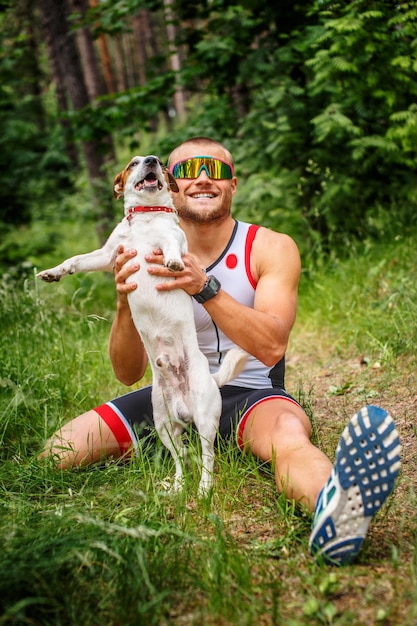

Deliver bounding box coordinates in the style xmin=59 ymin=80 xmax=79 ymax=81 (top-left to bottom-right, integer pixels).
xmin=1 ymin=0 xmax=416 ymax=262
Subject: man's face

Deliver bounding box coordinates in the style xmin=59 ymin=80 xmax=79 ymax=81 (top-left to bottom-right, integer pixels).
xmin=168 ymin=143 xmax=237 ymax=224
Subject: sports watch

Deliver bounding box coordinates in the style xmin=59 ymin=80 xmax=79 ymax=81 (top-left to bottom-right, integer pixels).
xmin=192 ymin=275 xmax=221 ymax=304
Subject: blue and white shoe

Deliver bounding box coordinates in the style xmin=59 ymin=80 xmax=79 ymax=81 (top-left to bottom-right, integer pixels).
xmin=309 ymin=405 xmax=401 ymax=566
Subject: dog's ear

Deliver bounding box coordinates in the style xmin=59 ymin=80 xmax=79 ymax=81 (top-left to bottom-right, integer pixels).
xmin=163 ymin=167 xmax=179 ymax=193
xmin=113 ymin=172 xmax=124 ymax=199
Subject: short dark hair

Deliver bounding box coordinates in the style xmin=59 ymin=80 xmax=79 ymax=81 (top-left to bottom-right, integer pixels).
xmin=168 ymin=137 xmax=234 ymax=167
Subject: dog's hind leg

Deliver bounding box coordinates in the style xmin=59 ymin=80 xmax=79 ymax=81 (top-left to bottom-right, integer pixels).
xmin=157 ymin=420 xmax=186 ymax=493
xmin=152 ymin=385 xmax=187 ymax=493
xmin=197 ymin=433 xmax=216 ymax=497
xmin=154 ymin=351 xmax=191 ymax=418
xmin=193 ymin=385 xmax=222 ymax=497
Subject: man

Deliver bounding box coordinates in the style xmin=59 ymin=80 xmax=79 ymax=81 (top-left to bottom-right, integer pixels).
xmin=40 ymin=137 xmax=401 ymax=565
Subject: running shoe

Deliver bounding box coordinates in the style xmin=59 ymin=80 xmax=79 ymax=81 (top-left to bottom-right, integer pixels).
xmin=309 ymin=405 xmax=401 ymax=565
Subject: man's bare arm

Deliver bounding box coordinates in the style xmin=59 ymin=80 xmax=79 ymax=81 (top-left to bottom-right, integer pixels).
xmin=147 ymin=228 xmax=301 ymax=366
xmin=108 ymin=246 xmax=148 ymax=385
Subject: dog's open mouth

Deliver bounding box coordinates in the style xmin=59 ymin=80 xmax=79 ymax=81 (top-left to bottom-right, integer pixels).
xmin=135 ymin=172 xmax=163 ymax=192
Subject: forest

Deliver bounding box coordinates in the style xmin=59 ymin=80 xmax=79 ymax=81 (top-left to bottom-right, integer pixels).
xmin=1 ymin=0 xmax=417 ymax=268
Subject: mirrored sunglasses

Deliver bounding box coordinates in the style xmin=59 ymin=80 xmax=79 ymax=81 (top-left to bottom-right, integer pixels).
xmin=169 ymin=156 xmax=234 ymax=180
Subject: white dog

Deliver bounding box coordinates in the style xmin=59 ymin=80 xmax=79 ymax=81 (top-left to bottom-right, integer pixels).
xmin=38 ymin=155 xmax=247 ymax=495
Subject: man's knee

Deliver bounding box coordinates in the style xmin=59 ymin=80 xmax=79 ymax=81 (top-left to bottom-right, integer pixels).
xmin=38 ymin=410 xmax=123 ymax=469
xmin=38 ymin=435 xmax=83 ymax=469
xmin=242 ymin=401 xmax=311 ymax=460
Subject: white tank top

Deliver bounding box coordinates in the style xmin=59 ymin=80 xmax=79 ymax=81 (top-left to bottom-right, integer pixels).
xmin=193 ymin=220 xmax=285 ymax=389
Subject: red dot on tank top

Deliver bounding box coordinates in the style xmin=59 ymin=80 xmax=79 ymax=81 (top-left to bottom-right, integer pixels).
xmin=225 ymin=253 xmax=238 ymax=269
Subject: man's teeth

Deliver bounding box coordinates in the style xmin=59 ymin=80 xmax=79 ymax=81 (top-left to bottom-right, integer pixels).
xmin=193 ymin=193 xmax=215 ymax=198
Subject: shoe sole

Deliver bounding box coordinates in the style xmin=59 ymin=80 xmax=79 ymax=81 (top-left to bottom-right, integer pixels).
xmin=309 ymin=405 xmax=401 ymax=565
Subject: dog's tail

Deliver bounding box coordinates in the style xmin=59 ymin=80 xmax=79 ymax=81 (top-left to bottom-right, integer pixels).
xmin=212 ymin=348 xmax=248 ymax=388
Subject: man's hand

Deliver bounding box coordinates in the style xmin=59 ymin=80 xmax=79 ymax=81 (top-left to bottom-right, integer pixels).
xmin=114 ymin=245 xmax=139 ymax=304
xmin=145 ymin=249 xmax=207 ymax=296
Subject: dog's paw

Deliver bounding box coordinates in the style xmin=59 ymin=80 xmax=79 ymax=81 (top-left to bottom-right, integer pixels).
xmin=37 ymin=269 xmax=63 ymax=282
xmin=170 ymin=480 xmax=184 ymax=495
xmin=165 ymin=258 xmax=185 ymax=272
xmin=37 ymin=265 xmax=72 ymax=282
xmin=197 ymin=479 xmax=213 ymax=498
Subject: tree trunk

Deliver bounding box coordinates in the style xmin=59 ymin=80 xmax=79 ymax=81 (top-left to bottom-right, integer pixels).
xmin=133 ymin=12 xmax=146 ymax=86
xmin=70 ymin=0 xmax=107 ymax=100
xmin=39 ymin=0 xmax=115 ymax=242
xmin=163 ymin=0 xmax=186 ymax=122
xmin=124 ymin=30 xmax=136 ymax=89
xmin=113 ymin=35 xmax=128 ymax=92
xmin=70 ymin=0 xmax=116 ymax=162
xmin=42 ymin=18 xmax=79 ymax=169
xmin=88 ymin=0 xmax=116 ymax=94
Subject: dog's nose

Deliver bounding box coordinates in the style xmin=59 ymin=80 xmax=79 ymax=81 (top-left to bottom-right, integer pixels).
xmin=144 ymin=156 xmax=158 ymax=167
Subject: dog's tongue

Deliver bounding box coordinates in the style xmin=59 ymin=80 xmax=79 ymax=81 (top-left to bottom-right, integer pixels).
xmin=135 ymin=174 xmax=157 ymax=191
xmin=144 ymin=176 xmax=157 ymax=187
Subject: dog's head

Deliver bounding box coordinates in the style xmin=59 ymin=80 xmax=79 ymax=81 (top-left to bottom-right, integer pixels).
xmin=113 ymin=155 xmax=179 ymax=201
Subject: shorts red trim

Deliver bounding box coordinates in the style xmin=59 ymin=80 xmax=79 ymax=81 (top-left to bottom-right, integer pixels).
xmin=236 ymin=395 xmax=302 ymax=450
xmin=95 ymin=403 xmax=135 ymax=455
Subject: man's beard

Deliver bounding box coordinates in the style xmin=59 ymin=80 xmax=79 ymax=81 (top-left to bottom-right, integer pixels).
xmin=179 ymin=206 xmax=230 ymax=223
xmin=176 ymin=192 xmax=233 ymax=224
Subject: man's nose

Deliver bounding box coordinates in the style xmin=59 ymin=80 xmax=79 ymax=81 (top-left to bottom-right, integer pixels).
xmin=196 ymin=169 xmax=211 ymax=181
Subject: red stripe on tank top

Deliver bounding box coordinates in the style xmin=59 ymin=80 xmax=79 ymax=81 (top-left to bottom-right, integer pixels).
xmin=244 ymin=224 xmax=260 ymax=288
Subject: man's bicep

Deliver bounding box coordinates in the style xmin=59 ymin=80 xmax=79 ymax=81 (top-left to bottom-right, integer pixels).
xmin=252 ymin=234 xmax=300 ymax=330
xmin=254 ymin=271 xmax=298 ymax=331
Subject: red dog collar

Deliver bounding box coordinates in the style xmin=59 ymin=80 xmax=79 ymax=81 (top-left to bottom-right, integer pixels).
xmin=128 ymin=206 xmax=176 ymax=214
xmin=126 ymin=206 xmax=176 ymax=223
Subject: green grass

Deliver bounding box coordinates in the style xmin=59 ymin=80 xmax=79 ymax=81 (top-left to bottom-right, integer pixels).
xmin=1 ymin=223 xmax=417 ymax=624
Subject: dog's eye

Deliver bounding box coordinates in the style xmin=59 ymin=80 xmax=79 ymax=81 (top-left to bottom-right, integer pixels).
xmin=128 ymin=159 xmax=140 ymax=169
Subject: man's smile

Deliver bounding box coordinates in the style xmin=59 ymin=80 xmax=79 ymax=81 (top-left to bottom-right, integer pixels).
xmin=190 ymin=192 xmax=216 ymax=199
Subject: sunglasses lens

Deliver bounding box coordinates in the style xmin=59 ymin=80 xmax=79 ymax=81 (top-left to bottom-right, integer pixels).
xmin=171 ymin=157 xmax=233 ymax=179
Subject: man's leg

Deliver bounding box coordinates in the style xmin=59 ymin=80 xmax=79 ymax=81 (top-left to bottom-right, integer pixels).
xmin=38 ymin=409 xmax=125 ymax=469
xmin=242 ymin=400 xmax=401 ymax=565
xmin=241 ymin=397 xmax=332 ymax=510
xmin=39 ymin=387 xmax=154 ymax=469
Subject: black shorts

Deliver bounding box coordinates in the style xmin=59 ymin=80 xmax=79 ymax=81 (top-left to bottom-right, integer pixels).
xmin=94 ymin=385 xmax=302 ymax=456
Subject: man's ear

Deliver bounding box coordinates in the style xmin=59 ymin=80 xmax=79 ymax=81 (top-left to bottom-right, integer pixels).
xmin=113 ymin=172 xmax=124 ymax=199
xmin=163 ymin=167 xmax=179 ymax=192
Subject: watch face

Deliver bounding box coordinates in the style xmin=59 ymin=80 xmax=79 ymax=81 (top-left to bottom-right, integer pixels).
xmin=207 ymin=276 xmax=220 ymax=292
xmin=193 ymin=275 xmax=220 ymax=303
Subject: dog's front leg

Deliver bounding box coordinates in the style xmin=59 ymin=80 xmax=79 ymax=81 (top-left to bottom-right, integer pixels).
xmin=37 ymin=248 xmax=115 ymax=282
xmin=160 ymin=229 xmax=187 ymax=272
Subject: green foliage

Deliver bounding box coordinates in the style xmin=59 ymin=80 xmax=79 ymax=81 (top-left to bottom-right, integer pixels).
xmin=0 ymin=274 xmax=114 ymax=459
xmin=2 ymin=0 xmax=417 ymax=265
xmin=299 ymin=0 xmax=417 ymax=242
xmin=0 ymin=5 xmax=74 ymax=237
xmin=69 ymin=75 xmax=177 ymax=145
xmin=87 ymin=0 xmax=163 ymax=36
xmin=165 ymin=0 xmax=417 ymax=253
xmin=183 ymin=3 xmax=263 ymax=97
xmin=297 ymin=230 xmax=417 ymax=362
